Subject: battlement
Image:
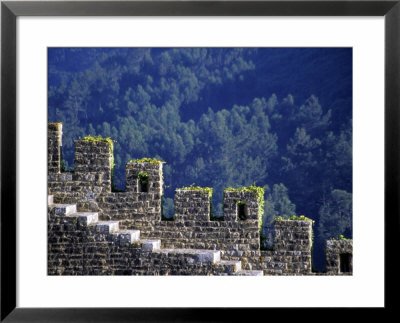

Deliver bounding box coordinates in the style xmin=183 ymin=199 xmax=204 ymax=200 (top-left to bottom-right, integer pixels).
xmin=325 ymin=238 xmax=353 ymax=275
xmin=48 ymin=122 xmax=63 ymax=173
xmin=47 ymin=123 xmax=352 ymax=275
xmin=126 ymin=161 xmax=163 ymax=195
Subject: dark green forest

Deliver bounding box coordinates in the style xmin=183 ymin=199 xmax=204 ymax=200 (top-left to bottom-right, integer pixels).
xmin=48 ymin=48 xmax=352 ymax=271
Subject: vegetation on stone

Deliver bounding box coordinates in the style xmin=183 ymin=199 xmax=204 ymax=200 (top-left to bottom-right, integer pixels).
xmin=178 ymin=185 xmax=213 ymax=196
xmin=81 ymin=134 xmax=114 ymax=145
xmin=129 ymin=157 xmax=165 ymax=164
xmin=138 ymin=172 xmax=149 ymax=185
xmin=48 ymin=48 xmax=352 ymax=270
xmin=48 ymin=124 xmax=352 ymax=275
xmin=330 ymin=234 xmax=351 ymax=241
xmin=275 ymin=215 xmax=314 ymax=223
xmin=80 ymin=135 xmax=115 ymax=166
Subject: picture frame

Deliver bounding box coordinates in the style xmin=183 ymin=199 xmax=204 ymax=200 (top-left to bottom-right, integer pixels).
xmin=1 ymin=0 xmax=398 ymax=321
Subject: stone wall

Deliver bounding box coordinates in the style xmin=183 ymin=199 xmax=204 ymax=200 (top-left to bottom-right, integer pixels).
xmin=47 ymin=124 xmax=264 ymax=270
xmin=74 ymin=139 xmax=113 ymax=193
xmin=48 ymin=123 xmax=62 ymax=173
xmin=126 ymin=161 xmax=163 ymax=196
xmin=47 ymin=199 xmax=259 ymax=276
xmin=147 ymin=189 xmax=261 ymax=270
xmin=223 ymin=190 xmax=260 ymax=222
xmin=47 ymin=123 xmax=347 ymax=276
xmin=325 ymin=239 xmax=353 ymax=275
xmin=175 ymin=189 xmax=211 ymax=221
xmin=258 ymin=220 xmax=313 ymax=275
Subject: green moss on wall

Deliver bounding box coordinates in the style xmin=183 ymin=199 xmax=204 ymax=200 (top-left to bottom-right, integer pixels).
xmin=178 ymin=185 xmax=213 ymax=196
xmin=138 ymin=171 xmax=149 ymax=184
xmin=275 ymin=215 xmax=314 ymax=222
xmin=128 ymin=157 xmax=165 ymax=164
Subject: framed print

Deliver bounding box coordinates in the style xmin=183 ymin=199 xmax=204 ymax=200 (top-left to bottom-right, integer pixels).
xmin=1 ymin=0 xmax=399 ymax=321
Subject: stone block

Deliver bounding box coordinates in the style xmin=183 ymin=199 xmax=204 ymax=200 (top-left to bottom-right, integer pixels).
xmin=76 ymin=212 xmax=99 ymax=226
xmin=141 ymin=239 xmax=161 ymax=251
xmin=115 ymin=230 xmax=141 ymax=246
xmin=54 ymin=204 xmax=77 ymax=216
xmin=195 ymin=250 xmax=220 ymax=264
xmin=235 ymin=270 xmax=264 ymax=276
xmin=95 ymin=221 xmax=119 ymax=234
xmin=219 ymin=260 xmax=242 ymax=273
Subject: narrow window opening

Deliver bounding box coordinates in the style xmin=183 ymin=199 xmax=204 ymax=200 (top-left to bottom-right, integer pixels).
xmin=139 ymin=181 xmax=149 ymax=193
xmin=138 ymin=172 xmax=149 ymax=193
xmin=161 ymin=196 xmax=175 ymax=221
xmin=237 ymin=202 xmax=247 ymax=221
xmin=339 ymin=253 xmax=352 ymax=273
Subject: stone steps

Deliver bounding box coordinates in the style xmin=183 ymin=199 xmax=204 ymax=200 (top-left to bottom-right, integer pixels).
xmin=48 ymin=196 xmax=264 ymax=275
xmin=112 ymin=230 xmax=141 ymax=246
xmin=51 ymin=200 xmax=100 ymax=226
xmin=75 ymin=212 xmax=99 ymax=225
xmin=218 ymin=260 xmax=242 ymax=273
xmin=154 ymin=248 xmax=221 ymax=264
xmin=140 ymin=239 xmax=161 ymax=251
xmin=234 ymin=270 xmax=264 ymax=276
xmin=95 ymin=221 xmax=120 ymax=234
xmin=52 ymin=203 xmax=77 ymax=216
xmin=147 ymin=248 xmax=247 ymax=274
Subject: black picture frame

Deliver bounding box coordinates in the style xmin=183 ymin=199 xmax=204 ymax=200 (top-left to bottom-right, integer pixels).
xmin=1 ymin=0 xmax=399 ymax=321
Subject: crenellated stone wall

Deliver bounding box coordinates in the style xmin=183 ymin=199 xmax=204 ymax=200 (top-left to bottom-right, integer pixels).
xmin=146 ymin=189 xmax=262 ymax=270
xmin=47 ymin=123 xmax=352 ymax=276
xmin=47 ymin=126 xmax=162 ymax=228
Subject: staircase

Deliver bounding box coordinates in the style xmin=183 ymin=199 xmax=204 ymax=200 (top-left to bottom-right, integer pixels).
xmin=48 ymin=195 xmax=263 ymax=276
